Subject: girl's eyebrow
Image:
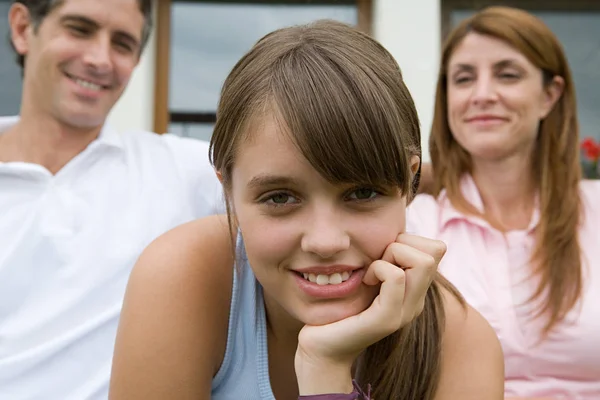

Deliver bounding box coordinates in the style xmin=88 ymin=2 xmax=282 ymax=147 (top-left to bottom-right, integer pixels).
xmin=247 ymin=174 xmax=302 ymax=189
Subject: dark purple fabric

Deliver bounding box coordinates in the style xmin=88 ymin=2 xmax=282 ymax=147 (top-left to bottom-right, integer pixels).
xmin=298 ymin=393 xmax=359 ymax=400
xmin=297 ymin=380 xmax=371 ymax=400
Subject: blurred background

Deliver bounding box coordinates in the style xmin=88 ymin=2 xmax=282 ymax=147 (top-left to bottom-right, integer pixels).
xmin=1 ymin=0 xmax=598 ymax=174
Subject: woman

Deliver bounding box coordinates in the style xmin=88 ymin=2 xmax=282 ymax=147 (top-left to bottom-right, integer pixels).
xmin=109 ymin=20 xmax=503 ymax=399
xmin=408 ymin=6 xmax=600 ymax=399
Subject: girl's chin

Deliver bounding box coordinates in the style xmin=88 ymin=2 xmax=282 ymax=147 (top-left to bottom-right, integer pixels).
xmin=300 ymin=302 xmax=370 ymax=327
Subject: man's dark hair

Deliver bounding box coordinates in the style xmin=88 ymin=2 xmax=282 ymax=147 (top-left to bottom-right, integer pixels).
xmin=9 ymin=0 xmax=154 ymax=70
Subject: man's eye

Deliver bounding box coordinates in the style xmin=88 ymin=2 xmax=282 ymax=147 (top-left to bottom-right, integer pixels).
xmin=69 ymin=25 xmax=89 ymax=35
xmin=115 ymin=41 xmax=133 ymax=53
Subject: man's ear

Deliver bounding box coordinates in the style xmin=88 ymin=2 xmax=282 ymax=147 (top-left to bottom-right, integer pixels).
xmin=9 ymin=3 xmax=33 ymax=58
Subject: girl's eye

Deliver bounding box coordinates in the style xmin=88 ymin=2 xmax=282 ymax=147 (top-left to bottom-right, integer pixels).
xmin=348 ymin=188 xmax=378 ymax=201
xmin=271 ymin=193 xmax=291 ymax=204
xmin=262 ymin=192 xmax=298 ymax=206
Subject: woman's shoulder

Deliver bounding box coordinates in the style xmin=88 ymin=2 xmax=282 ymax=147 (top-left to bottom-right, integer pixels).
xmin=579 ymin=180 xmax=600 ymax=228
xmin=406 ymin=193 xmax=443 ymax=237
xmin=580 ymin=179 xmax=600 ymax=205
xmin=410 ymin=193 xmax=441 ymax=209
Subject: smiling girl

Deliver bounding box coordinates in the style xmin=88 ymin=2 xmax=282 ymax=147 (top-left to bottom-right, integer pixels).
xmin=109 ymin=20 xmax=503 ymax=400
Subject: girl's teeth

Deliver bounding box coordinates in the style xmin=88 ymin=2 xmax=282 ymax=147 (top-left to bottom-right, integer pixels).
xmin=328 ymin=273 xmax=342 ymax=285
xmin=302 ymin=271 xmax=352 ymax=285
xmin=316 ymin=274 xmax=329 ymax=285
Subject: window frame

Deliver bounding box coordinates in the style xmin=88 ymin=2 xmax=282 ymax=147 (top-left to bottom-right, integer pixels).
xmin=153 ymin=0 xmax=373 ymax=134
xmin=441 ymin=0 xmax=600 ymax=39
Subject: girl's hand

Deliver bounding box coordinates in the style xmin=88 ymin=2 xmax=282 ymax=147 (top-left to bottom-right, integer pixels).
xmin=295 ymin=233 xmax=446 ymax=394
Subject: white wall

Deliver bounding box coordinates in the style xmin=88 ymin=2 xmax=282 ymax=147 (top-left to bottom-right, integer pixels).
xmin=107 ymin=10 xmax=157 ymax=133
xmin=373 ymin=0 xmax=441 ymax=161
xmin=107 ymin=0 xmax=442 ymax=159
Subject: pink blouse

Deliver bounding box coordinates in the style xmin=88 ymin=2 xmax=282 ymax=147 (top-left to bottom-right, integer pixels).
xmin=407 ymin=176 xmax=600 ymax=399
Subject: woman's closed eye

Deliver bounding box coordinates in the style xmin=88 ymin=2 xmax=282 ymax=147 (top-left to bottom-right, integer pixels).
xmin=497 ymin=71 xmax=521 ymax=81
xmin=453 ymin=75 xmax=473 ymax=85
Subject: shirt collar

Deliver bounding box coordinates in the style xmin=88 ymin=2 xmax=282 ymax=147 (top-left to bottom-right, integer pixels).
xmin=93 ymin=122 xmax=125 ymax=151
xmin=0 ymin=115 xmax=125 ymax=152
xmin=0 ymin=115 xmax=19 ymax=133
xmin=438 ymin=174 xmax=540 ymax=233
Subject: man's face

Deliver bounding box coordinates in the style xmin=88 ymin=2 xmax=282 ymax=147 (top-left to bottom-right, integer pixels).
xmin=11 ymin=0 xmax=144 ymax=129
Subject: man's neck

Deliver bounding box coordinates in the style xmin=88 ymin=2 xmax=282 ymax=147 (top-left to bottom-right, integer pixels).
xmin=0 ymin=114 xmax=103 ymax=175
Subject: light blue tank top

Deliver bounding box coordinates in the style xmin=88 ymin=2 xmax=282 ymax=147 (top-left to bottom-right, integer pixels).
xmin=211 ymin=235 xmax=276 ymax=399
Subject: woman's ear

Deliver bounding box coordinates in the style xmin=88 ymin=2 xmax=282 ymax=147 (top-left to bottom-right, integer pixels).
xmin=540 ymin=75 xmax=564 ymax=119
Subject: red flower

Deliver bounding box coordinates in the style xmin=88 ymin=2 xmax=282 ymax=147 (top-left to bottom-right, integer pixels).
xmin=581 ymin=137 xmax=600 ymax=161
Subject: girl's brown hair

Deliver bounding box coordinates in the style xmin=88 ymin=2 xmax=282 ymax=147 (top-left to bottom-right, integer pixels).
xmin=210 ymin=19 xmax=461 ymax=399
xmin=430 ymin=6 xmax=582 ymax=334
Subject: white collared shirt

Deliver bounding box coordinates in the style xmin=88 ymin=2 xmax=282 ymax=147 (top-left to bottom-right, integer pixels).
xmin=0 ymin=116 xmax=224 ymax=400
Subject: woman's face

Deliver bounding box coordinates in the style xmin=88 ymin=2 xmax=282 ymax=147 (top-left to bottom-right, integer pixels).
xmin=446 ymin=32 xmax=561 ymax=163
xmin=229 ymin=115 xmax=409 ymax=327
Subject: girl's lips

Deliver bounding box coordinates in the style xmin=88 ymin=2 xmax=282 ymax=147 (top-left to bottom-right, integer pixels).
xmin=293 ymin=268 xmax=365 ymax=299
xmin=293 ymin=264 xmax=362 ymax=275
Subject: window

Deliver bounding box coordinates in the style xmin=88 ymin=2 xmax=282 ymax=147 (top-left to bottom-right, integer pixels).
xmin=0 ymin=0 xmax=22 ymax=116
xmin=154 ymin=0 xmax=372 ymax=140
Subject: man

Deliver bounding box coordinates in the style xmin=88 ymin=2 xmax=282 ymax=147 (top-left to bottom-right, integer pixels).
xmin=0 ymin=1 xmax=223 ymax=398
